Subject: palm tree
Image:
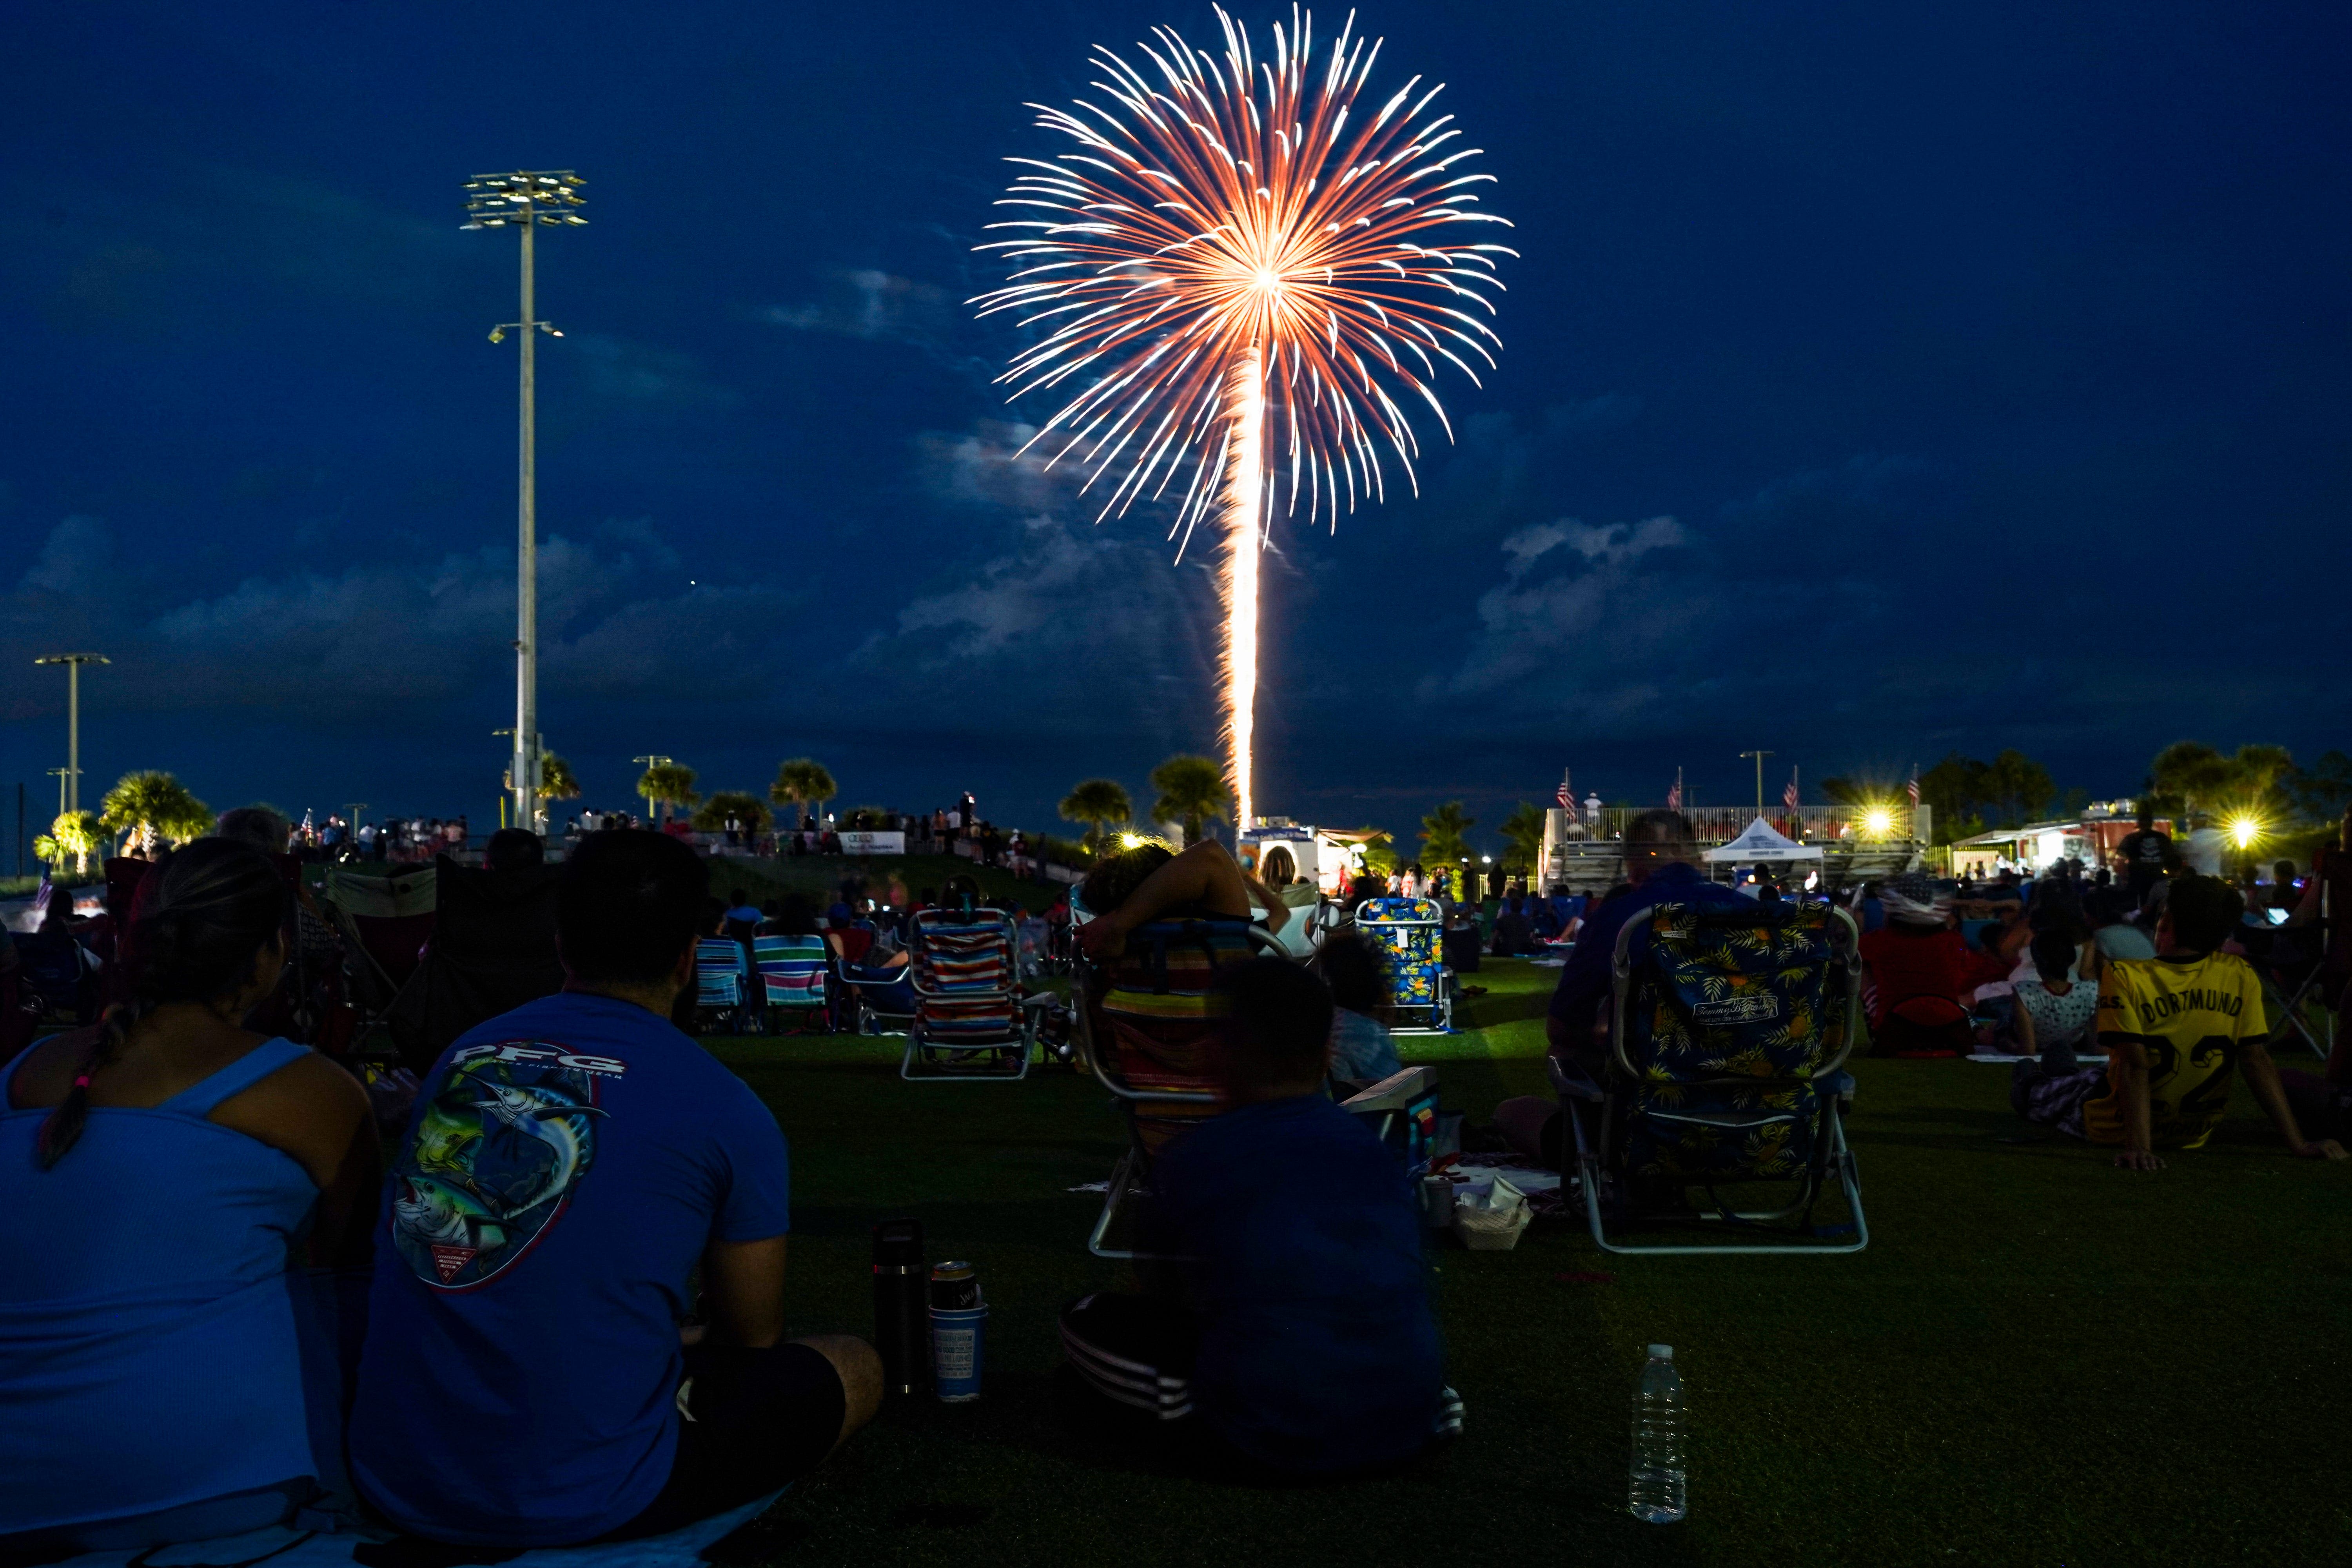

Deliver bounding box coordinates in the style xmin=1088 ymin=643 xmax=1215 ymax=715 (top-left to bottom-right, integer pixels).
xmin=48 ymin=811 xmax=102 ymax=875
xmin=99 ymin=771 xmax=212 ymax=856
xmin=769 ymin=758 xmax=838 ymax=827
xmin=541 ymin=753 xmax=583 ymax=802
xmin=1149 ymin=755 xmax=1229 ymax=846
xmin=1359 ymin=831 xmax=1399 ymax=876
xmin=1418 ymin=800 xmax=1474 ymax=867
xmin=1497 ymin=801 xmax=1547 ymax=873
xmin=638 ymin=762 xmax=700 ymax=824
xmin=1059 ymin=778 xmax=1133 ymax=854
xmin=691 ymin=791 xmax=773 ymax=834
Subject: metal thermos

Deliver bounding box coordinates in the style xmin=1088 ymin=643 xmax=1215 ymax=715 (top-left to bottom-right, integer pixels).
xmin=872 ymin=1219 xmax=928 ymax=1399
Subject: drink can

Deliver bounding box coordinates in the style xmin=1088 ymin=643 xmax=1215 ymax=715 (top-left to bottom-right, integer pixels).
xmin=929 ymin=1261 xmax=985 ymax=1402
xmin=929 ymin=1261 xmax=984 ymax=1311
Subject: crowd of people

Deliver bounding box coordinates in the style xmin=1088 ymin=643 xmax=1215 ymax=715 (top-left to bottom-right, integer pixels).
xmin=2 ymin=797 xmax=2345 ymax=1555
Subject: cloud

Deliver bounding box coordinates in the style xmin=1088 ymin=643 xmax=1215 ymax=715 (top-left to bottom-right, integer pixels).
xmin=20 ymin=515 xmax=113 ymax=595
xmin=1 ymin=514 xmax=796 ymax=719
xmin=762 ymin=269 xmax=949 ymax=343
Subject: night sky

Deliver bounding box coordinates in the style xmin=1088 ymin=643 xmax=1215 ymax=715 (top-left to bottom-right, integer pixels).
xmin=4 ymin=2 xmax=2347 ymax=849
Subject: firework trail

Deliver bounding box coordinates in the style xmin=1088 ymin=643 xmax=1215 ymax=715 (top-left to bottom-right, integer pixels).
xmin=973 ymin=5 xmax=1513 ymax=826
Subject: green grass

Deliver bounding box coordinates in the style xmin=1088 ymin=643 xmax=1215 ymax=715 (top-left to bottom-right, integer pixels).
xmin=699 ymin=957 xmax=2350 ymax=1566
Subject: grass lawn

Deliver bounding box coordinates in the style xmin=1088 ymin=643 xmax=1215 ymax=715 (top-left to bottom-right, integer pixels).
xmin=699 ymin=956 xmax=2348 ymax=1567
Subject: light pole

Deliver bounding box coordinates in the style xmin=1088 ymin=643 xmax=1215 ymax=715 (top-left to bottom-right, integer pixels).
xmin=1739 ymin=750 xmax=1773 ymax=820
xmin=633 ymin=754 xmax=673 ymax=826
xmin=464 ymin=170 xmax=586 ymax=835
xmin=34 ymin=653 xmax=109 ymax=815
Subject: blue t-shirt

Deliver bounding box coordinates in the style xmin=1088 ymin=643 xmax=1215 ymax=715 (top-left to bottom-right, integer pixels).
xmin=1148 ymin=1095 xmax=1443 ymax=1475
xmin=351 ymin=991 xmax=791 ymax=1546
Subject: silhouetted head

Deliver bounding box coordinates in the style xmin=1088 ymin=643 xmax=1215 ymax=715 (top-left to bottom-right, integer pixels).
xmin=484 ymin=828 xmax=544 ymax=871
xmin=556 ymin=830 xmax=710 ymax=986
xmin=1214 ymin=957 xmax=1335 ymax=1097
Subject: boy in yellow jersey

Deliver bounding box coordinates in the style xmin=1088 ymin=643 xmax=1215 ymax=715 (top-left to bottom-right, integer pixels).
xmin=2011 ymin=875 xmax=2347 ymax=1169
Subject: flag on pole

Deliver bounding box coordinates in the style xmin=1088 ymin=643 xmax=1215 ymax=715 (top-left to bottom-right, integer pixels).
xmin=1666 ymin=778 xmax=1682 ymax=811
xmin=1907 ymin=772 xmax=1920 ymax=808
xmin=1783 ymin=768 xmax=1800 ymax=811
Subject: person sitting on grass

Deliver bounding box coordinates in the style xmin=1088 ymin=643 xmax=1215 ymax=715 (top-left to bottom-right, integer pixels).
xmin=350 ymin=831 xmax=880 ymax=1548
xmin=1057 ymin=958 xmax=1457 ymax=1476
xmin=1 ymin=840 xmax=377 ymax=1553
xmin=1489 ymin=893 xmax=1537 ymax=956
xmin=2010 ymin=873 xmax=2348 ymax=1169
xmin=1313 ymin=929 xmax=1403 ymax=1089
xmin=1859 ymin=871 xmax=2021 ymax=1056
xmin=2012 ymin=926 xmax=2098 ymax=1069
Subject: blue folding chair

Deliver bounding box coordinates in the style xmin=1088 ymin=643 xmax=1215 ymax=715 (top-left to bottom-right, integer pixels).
xmin=694 ymin=936 xmax=753 ymax=1034
xmin=1354 ymin=897 xmax=1455 ymax=1033
xmin=1562 ymin=900 xmax=1867 ymax=1255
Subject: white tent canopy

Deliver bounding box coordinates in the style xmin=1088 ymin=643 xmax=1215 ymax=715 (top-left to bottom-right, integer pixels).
xmin=1704 ymin=817 xmax=1825 ymax=863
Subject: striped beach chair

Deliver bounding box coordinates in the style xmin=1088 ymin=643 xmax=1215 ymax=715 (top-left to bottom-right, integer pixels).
xmin=753 ymin=933 xmax=831 ymax=1034
xmin=694 ymin=935 xmax=751 ymax=1034
xmin=1355 ymin=897 xmax=1455 ymax=1033
xmin=1072 ymin=915 xmax=1284 ymax=1257
xmin=902 ymin=909 xmax=1031 ymax=1080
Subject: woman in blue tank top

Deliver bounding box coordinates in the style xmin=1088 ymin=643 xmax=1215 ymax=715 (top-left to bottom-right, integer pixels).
xmin=0 ymin=839 xmax=378 ymax=1552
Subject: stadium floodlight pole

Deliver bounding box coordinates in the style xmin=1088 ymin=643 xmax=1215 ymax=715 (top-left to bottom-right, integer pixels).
xmin=464 ymin=170 xmax=586 ymax=837
xmin=34 ymin=653 xmax=109 ymax=815
xmin=1738 ymin=750 xmax=1773 ymax=820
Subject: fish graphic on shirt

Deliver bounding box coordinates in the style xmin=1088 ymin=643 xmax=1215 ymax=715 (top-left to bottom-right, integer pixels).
xmin=388 ymin=1053 xmax=609 ymax=1288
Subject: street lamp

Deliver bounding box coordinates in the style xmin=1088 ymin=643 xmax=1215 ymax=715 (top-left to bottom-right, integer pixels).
xmin=632 ymin=754 xmax=673 ymax=826
xmin=34 ymin=653 xmax=109 ymax=815
xmin=465 ymin=169 xmax=586 ymax=835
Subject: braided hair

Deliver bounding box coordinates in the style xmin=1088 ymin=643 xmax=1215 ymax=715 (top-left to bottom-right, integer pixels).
xmin=34 ymin=837 xmax=289 ymax=1171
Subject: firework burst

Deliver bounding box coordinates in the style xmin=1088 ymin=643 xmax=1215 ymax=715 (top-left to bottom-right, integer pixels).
xmin=973 ymin=5 xmax=1514 ymax=826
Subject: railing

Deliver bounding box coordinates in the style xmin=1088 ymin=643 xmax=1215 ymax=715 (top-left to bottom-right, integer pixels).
xmin=1565 ymin=804 xmax=1921 ymax=846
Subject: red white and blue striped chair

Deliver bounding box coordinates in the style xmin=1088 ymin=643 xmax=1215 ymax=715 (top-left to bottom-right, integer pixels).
xmin=902 ymin=909 xmax=1032 ymax=1080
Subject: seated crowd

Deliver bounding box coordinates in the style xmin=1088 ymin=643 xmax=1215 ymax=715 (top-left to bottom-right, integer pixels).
xmin=5 ymin=802 xmax=2346 ymax=1552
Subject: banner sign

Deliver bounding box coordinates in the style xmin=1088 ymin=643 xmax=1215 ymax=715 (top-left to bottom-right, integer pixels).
xmin=837 ymin=830 xmax=906 ymax=856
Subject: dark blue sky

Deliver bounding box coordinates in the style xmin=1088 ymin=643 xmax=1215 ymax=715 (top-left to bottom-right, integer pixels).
xmin=5 ymin=1 xmax=2347 ymax=849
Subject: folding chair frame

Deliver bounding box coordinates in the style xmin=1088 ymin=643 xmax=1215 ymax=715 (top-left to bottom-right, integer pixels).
xmin=2271 ymin=893 xmax=2336 ymax=1062
xmin=900 ymin=909 xmax=1033 ymax=1082
xmin=1073 ymin=920 xmax=1289 ymax=1259
xmin=1570 ymin=903 xmax=1869 ymax=1256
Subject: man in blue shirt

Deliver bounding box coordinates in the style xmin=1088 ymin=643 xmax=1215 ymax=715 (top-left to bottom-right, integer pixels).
xmin=352 ymin=832 xmax=880 ymax=1547
xmin=1058 ymin=958 xmax=1454 ymax=1477
xmin=1494 ymin=810 xmax=1748 ymax=1166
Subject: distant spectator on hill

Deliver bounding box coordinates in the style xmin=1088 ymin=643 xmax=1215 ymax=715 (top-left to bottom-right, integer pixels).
xmin=2116 ymin=804 xmax=2173 ymax=909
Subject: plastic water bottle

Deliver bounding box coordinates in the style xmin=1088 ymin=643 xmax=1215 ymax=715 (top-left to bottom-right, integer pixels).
xmin=1628 ymin=1344 xmax=1686 ymax=1523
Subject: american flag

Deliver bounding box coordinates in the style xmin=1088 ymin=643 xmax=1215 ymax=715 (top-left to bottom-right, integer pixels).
xmin=1666 ymin=779 xmax=1682 ymax=810
xmin=1784 ymin=770 xmax=1800 ymax=811
xmin=1556 ymin=780 xmax=1573 ymax=808
xmin=1907 ymin=774 xmax=1920 ymax=808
